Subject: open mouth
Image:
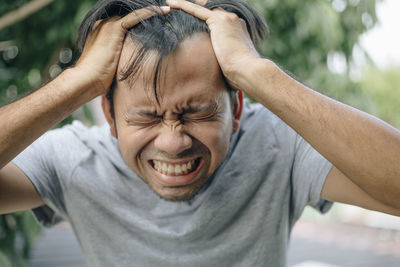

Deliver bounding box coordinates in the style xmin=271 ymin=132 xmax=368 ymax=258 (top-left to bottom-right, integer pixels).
xmin=151 ymin=158 xmax=201 ymax=176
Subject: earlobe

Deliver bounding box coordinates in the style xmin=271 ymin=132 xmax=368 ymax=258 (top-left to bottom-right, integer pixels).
xmin=232 ymin=90 xmax=243 ymax=134
xmin=101 ymin=96 xmax=118 ymax=138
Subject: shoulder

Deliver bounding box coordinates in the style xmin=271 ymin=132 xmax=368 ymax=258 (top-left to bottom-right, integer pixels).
xmin=225 ymin=99 xmax=299 ymax=171
xmin=19 ymin=121 xmax=113 ymax=167
xmin=43 ymin=121 xmax=110 ymax=147
xmin=239 ymin=99 xmax=298 ymax=145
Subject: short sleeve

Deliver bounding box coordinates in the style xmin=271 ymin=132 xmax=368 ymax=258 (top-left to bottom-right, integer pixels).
xmin=12 ymin=130 xmax=68 ymax=227
xmin=291 ymin=135 xmax=333 ymax=219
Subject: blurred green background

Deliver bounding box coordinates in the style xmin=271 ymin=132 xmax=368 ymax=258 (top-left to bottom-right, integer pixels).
xmin=1 ymin=0 xmax=399 ymax=266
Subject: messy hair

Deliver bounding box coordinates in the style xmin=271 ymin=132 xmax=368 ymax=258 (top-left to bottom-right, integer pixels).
xmin=77 ymin=0 xmax=268 ymax=112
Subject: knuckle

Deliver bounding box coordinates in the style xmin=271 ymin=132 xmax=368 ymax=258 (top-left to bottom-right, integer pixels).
xmin=94 ymin=20 xmax=101 ymax=28
xmin=219 ymin=12 xmax=239 ymax=22
xmin=239 ymin=18 xmax=247 ymax=28
xmin=219 ymin=13 xmax=230 ymax=22
xmin=228 ymin=13 xmax=239 ymax=20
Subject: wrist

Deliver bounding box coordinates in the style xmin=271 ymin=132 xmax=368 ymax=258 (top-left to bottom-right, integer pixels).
xmin=234 ymin=57 xmax=279 ymax=101
xmin=49 ymin=67 xmax=102 ymax=110
xmin=62 ymin=66 xmax=105 ymax=99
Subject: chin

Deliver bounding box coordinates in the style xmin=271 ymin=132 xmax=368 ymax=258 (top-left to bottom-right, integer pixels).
xmin=150 ymin=178 xmax=209 ymax=202
xmin=158 ymin=193 xmax=196 ymax=202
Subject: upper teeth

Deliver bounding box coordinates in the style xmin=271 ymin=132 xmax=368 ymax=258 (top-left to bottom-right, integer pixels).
xmin=153 ymin=160 xmax=196 ymax=176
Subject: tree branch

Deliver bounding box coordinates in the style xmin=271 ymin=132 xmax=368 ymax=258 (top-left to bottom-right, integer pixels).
xmin=0 ymin=0 xmax=54 ymax=31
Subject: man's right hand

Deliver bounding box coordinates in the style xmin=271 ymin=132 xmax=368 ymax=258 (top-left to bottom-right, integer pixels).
xmin=74 ymin=6 xmax=170 ymax=96
xmin=0 ymin=6 xmax=170 ymax=214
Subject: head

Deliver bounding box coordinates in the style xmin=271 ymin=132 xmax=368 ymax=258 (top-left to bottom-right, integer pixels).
xmin=77 ymin=0 xmax=268 ymax=201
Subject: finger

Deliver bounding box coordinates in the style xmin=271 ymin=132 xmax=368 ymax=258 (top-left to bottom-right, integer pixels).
xmin=212 ymin=7 xmax=238 ymax=18
xmin=87 ymin=19 xmax=106 ymax=42
xmin=89 ymin=17 xmax=118 ymax=40
xmin=239 ymin=18 xmax=246 ymax=28
xmin=93 ymin=20 xmax=103 ymax=30
xmin=93 ymin=16 xmax=119 ymax=29
xmin=92 ymin=19 xmax=110 ymax=33
xmin=194 ymin=0 xmax=208 ymax=6
xmin=121 ymin=6 xmax=170 ymax=29
xmin=238 ymin=18 xmax=250 ymax=36
xmin=166 ymin=0 xmax=213 ymax=21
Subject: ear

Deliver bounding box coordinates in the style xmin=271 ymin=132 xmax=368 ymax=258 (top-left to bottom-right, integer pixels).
xmin=232 ymin=90 xmax=243 ymax=134
xmin=101 ymin=95 xmax=118 ymax=138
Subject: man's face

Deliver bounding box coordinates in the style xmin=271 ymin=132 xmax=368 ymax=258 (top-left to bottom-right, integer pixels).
xmin=102 ymin=33 xmax=241 ymax=201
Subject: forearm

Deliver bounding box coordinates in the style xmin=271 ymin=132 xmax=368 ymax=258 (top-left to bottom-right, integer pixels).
xmin=0 ymin=68 xmax=98 ymax=169
xmin=0 ymin=6 xmax=170 ymax=170
xmin=244 ymin=59 xmax=400 ymax=209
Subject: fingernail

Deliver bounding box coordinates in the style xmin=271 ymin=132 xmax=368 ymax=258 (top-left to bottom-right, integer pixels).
xmin=166 ymin=0 xmax=178 ymax=5
xmin=160 ymin=6 xmax=171 ymax=12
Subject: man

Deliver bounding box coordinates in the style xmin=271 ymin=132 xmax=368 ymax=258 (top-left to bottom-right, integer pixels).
xmin=0 ymin=0 xmax=399 ymax=266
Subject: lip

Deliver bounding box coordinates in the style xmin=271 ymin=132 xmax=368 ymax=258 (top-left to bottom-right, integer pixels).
xmin=149 ymin=157 xmax=204 ymax=187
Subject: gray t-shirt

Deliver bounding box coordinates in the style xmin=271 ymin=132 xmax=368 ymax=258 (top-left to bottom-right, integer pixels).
xmin=13 ymin=100 xmax=332 ymax=267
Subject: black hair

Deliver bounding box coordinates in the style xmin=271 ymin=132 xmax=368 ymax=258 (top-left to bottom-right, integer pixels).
xmin=77 ymin=0 xmax=268 ymax=113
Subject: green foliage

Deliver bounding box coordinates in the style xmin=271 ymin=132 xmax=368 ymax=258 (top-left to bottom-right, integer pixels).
xmin=250 ymin=0 xmax=379 ymax=108
xmin=361 ymin=66 xmax=400 ymax=128
xmin=0 ymin=0 xmax=96 ymax=265
xmin=0 ymin=0 xmax=96 ymax=107
xmin=0 ymin=212 xmax=41 ymax=267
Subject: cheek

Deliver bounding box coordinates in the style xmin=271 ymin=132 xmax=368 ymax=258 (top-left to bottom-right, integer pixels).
xmin=191 ymin=119 xmax=232 ymax=161
xmin=210 ymin=115 xmax=234 ymax=163
xmin=116 ymin=127 xmax=155 ymax=167
xmin=213 ymin=124 xmax=232 ymax=156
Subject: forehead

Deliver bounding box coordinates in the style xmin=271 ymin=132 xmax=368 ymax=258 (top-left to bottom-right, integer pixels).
xmin=116 ymin=33 xmax=228 ymax=108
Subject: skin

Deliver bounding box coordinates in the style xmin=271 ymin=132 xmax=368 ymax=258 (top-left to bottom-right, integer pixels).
xmin=0 ymin=6 xmax=171 ymax=213
xmin=102 ymin=35 xmax=242 ymax=201
xmin=0 ymin=0 xmax=399 ymax=217
xmin=166 ymin=0 xmax=400 ymax=215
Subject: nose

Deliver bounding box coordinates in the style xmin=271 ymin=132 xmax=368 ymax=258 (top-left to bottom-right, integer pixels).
xmin=153 ymin=120 xmax=192 ymax=156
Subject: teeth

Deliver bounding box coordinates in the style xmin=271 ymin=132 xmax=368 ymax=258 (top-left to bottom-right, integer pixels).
xmin=152 ymin=159 xmax=196 ymax=176
xmin=167 ymin=165 xmax=174 ymax=175
xmin=175 ymin=165 xmax=182 ymax=175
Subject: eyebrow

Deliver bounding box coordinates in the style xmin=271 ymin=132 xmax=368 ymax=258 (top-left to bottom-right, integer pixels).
xmin=182 ymin=102 xmax=218 ymax=114
xmin=125 ymin=102 xmax=218 ymax=117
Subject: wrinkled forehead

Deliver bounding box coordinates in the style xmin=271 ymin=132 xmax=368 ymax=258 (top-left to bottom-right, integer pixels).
xmin=116 ymin=32 xmax=228 ymax=103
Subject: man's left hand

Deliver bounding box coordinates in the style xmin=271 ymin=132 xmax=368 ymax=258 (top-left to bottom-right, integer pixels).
xmin=166 ymin=0 xmax=262 ymax=92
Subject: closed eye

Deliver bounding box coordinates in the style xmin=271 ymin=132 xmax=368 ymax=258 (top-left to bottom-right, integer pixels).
xmin=181 ymin=106 xmax=222 ymax=123
xmin=124 ymin=113 xmax=162 ymax=127
xmin=127 ymin=118 xmax=162 ymax=127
